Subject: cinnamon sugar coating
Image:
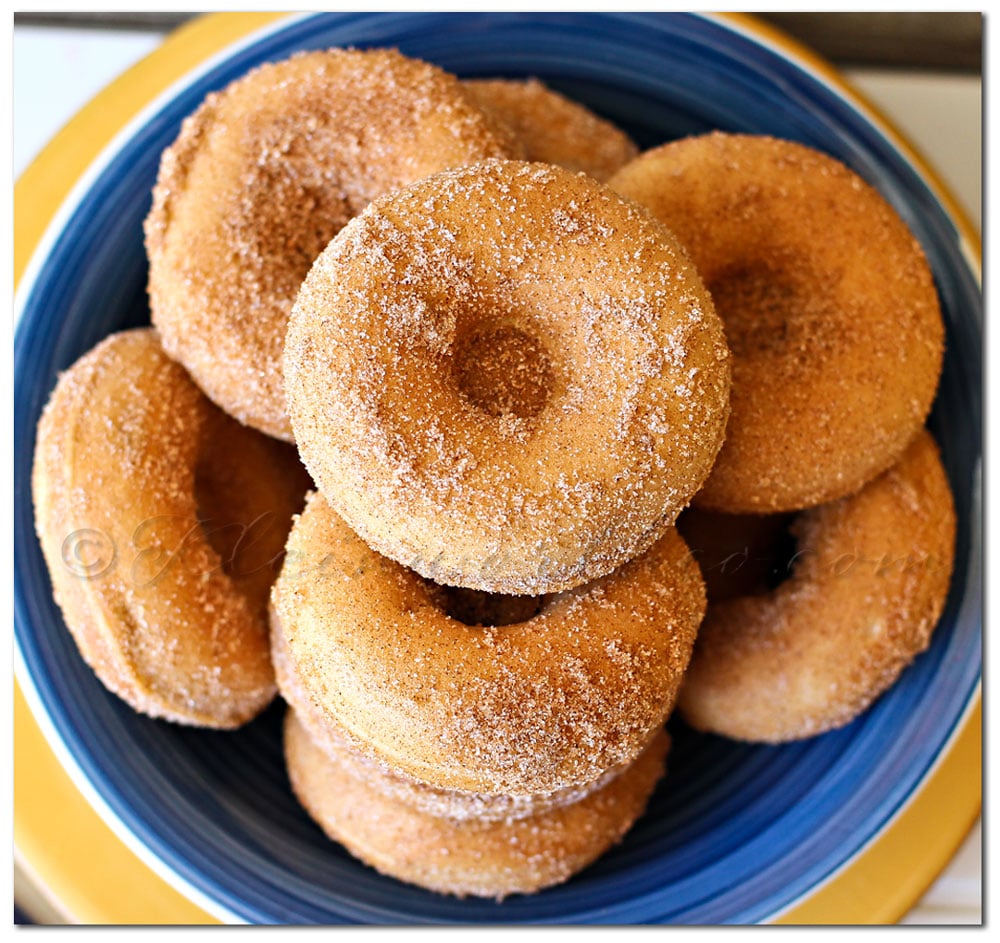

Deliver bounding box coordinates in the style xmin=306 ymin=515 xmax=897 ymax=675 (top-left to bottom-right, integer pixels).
xmin=271 ymin=611 xmax=629 ymax=822
xmin=144 ymin=48 xmax=513 ymax=441
xmin=678 ymin=429 xmax=956 ymax=742
xmin=271 ymin=489 xmax=704 ymax=797
xmin=284 ymin=707 xmax=669 ymax=900
xmin=32 ymin=329 xmax=311 ymax=727
xmin=285 ymin=159 xmax=731 ymax=594
xmin=609 ymin=132 xmax=945 ymax=513
xmin=463 ymin=78 xmax=639 ymax=181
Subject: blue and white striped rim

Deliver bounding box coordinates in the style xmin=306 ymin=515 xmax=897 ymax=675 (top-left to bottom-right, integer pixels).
xmin=14 ymin=12 xmax=982 ymax=924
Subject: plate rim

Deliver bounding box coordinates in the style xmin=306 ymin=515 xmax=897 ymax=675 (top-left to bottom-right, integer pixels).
xmin=13 ymin=10 xmax=982 ymax=925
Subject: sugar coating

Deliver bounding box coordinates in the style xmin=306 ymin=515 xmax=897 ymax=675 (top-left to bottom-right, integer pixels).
xmin=609 ymin=132 xmax=945 ymax=513
xmin=285 ymin=158 xmax=731 ymax=594
xmin=462 ymin=77 xmax=639 ymax=181
xmin=678 ymin=429 xmax=956 ymax=742
xmin=285 ymin=707 xmax=670 ymax=900
xmin=270 ymin=488 xmax=705 ymax=797
xmin=31 ymin=329 xmax=310 ymax=727
xmin=144 ymin=48 xmax=513 ymax=441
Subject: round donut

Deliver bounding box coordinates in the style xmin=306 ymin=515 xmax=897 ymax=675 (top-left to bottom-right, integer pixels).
xmin=284 ymin=158 xmax=731 ymax=594
xmin=284 ymin=707 xmax=670 ymax=900
xmin=609 ymin=132 xmax=945 ymax=513
xmin=270 ymin=488 xmax=705 ymax=797
xmin=271 ymin=613 xmax=630 ymax=822
xmin=677 ymin=428 xmax=956 ymax=742
xmin=144 ymin=48 xmax=513 ymax=441
xmin=32 ymin=329 xmax=311 ymax=727
xmin=462 ymin=78 xmax=639 ymax=181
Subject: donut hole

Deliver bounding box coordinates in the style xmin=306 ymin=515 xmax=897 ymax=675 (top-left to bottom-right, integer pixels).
xmin=452 ymin=325 xmax=554 ymax=422
xmin=440 ymin=586 xmax=546 ymax=627
xmin=678 ymin=507 xmax=797 ymax=602
xmin=232 ymin=140 xmax=352 ymax=301
xmin=707 ymin=257 xmax=829 ymax=360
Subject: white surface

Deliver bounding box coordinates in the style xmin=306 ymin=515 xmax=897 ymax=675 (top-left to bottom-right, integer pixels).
xmin=11 ymin=22 xmax=982 ymax=927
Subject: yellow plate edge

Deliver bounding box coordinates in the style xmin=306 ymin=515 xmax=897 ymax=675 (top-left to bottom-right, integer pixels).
xmin=14 ymin=10 xmax=982 ymax=926
xmin=14 ymin=11 xmax=289 ymax=926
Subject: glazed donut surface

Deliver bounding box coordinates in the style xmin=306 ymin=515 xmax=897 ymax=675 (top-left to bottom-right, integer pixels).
xmin=32 ymin=329 xmax=310 ymax=727
xmin=145 ymin=48 xmax=512 ymax=440
xmin=610 ymin=132 xmax=944 ymax=513
xmin=284 ymin=707 xmax=670 ymax=900
xmin=271 ymin=488 xmax=705 ymax=796
xmin=285 ymin=158 xmax=731 ymax=594
xmin=678 ymin=429 xmax=956 ymax=742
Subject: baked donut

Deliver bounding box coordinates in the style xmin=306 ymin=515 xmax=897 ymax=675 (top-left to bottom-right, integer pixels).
xmin=609 ymin=132 xmax=945 ymax=513
xmin=677 ymin=429 xmax=956 ymax=742
xmin=284 ymin=707 xmax=670 ymax=900
xmin=271 ymin=613 xmax=628 ymax=822
xmin=32 ymin=329 xmax=311 ymax=727
xmin=144 ymin=48 xmax=513 ymax=441
xmin=285 ymin=158 xmax=731 ymax=594
xmin=271 ymin=488 xmax=705 ymax=797
xmin=462 ymin=78 xmax=639 ymax=181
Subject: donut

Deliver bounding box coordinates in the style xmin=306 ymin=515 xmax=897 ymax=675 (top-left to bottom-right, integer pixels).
xmin=677 ymin=429 xmax=956 ymax=742
xmin=284 ymin=707 xmax=670 ymax=900
xmin=284 ymin=158 xmax=731 ymax=594
xmin=462 ymin=78 xmax=639 ymax=181
xmin=271 ymin=614 xmax=629 ymax=823
xmin=270 ymin=488 xmax=705 ymax=797
xmin=144 ymin=48 xmax=513 ymax=441
xmin=609 ymin=132 xmax=945 ymax=513
xmin=32 ymin=329 xmax=311 ymax=727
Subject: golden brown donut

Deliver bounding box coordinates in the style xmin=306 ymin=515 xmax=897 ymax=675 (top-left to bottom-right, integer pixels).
xmin=609 ymin=132 xmax=945 ymax=513
xmin=271 ymin=488 xmax=705 ymax=797
xmin=285 ymin=158 xmax=731 ymax=594
xmin=677 ymin=429 xmax=956 ymax=742
xmin=284 ymin=707 xmax=670 ymax=900
xmin=270 ymin=611 xmax=629 ymax=822
xmin=32 ymin=329 xmax=310 ymax=727
xmin=462 ymin=77 xmax=639 ymax=181
xmin=145 ymin=48 xmax=513 ymax=441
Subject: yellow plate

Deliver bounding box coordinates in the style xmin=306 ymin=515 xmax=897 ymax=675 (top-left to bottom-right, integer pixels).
xmin=14 ymin=11 xmax=981 ymax=925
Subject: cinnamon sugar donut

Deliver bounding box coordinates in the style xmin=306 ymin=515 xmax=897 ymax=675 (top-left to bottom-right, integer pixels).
xmin=463 ymin=78 xmax=639 ymax=181
xmin=32 ymin=329 xmax=310 ymax=727
xmin=609 ymin=132 xmax=945 ymax=513
xmin=284 ymin=707 xmax=670 ymax=900
xmin=271 ymin=613 xmax=629 ymax=823
xmin=285 ymin=159 xmax=731 ymax=594
xmin=144 ymin=48 xmax=513 ymax=441
xmin=271 ymin=488 xmax=705 ymax=797
xmin=678 ymin=429 xmax=956 ymax=742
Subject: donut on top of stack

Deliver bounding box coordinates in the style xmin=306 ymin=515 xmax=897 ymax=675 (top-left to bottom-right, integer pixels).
xmin=284 ymin=158 xmax=732 ymax=595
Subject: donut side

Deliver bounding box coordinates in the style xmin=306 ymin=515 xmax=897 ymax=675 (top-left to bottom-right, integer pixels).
xmin=284 ymin=707 xmax=670 ymax=900
xmin=31 ymin=328 xmax=308 ymax=727
xmin=677 ymin=428 xmax=957 ymax=741
xmin=271 ymin=487 xmax=704 ymax=796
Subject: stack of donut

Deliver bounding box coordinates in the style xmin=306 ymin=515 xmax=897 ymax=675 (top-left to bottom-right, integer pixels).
xmin=31 ymin=45 xmax=956 ymax=905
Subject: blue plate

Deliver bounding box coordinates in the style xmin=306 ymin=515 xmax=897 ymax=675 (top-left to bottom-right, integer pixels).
xmin=14 ymin=12 xmax=982 ymax=924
